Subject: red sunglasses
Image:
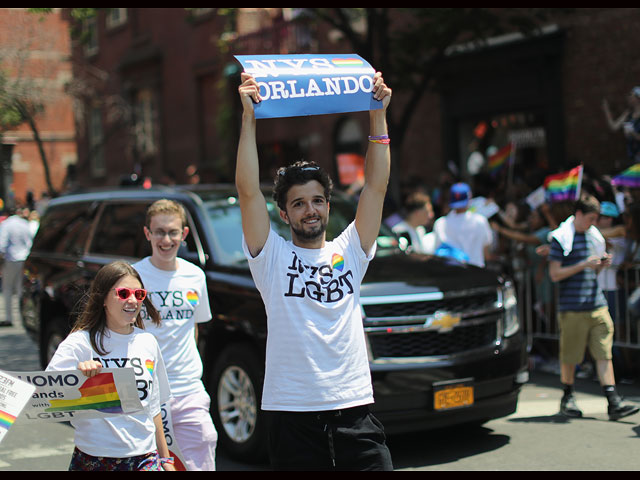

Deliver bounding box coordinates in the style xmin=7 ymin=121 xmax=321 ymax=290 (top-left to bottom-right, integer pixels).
xmin=114 ymin=287 xmax=147 ymax=302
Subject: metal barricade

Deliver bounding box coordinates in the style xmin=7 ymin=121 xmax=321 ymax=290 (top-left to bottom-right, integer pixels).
xmin=513 ymin=257 xmax=640 ymax=351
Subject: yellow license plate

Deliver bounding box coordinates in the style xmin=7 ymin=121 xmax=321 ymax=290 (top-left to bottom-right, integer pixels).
xmin=434 ymin=385 xmax=474 ymax=410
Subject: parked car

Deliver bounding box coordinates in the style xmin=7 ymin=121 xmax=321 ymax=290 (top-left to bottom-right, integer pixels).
xmin=21 ymin=184 xmax=528 ymax=461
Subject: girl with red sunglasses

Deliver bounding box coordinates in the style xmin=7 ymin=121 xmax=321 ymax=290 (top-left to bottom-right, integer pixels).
xmin=46 ymin=261 xmax=175 ymax=471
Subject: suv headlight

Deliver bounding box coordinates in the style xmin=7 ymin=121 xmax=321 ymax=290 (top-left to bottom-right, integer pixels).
xmin=502 ymin=283 xmax=520 ymax=337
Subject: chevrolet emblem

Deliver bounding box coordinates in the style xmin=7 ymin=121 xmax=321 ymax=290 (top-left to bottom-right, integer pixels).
xmin=425 ymin=311 xmax=461 ymax=332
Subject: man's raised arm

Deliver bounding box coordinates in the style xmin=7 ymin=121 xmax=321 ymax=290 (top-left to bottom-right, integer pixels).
xmin=355 ymin=72 xmax=392 ymax=254
xmin=236 ymin=73 xmax=271 ymax=257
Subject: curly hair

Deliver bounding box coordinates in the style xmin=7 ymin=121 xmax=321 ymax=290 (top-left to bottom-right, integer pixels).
xmin=272 ymin=161 xmax=333 ymax=211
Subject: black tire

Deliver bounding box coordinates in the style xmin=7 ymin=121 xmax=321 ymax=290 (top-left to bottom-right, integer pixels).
xmin=209 ymin=343 xmax=267 ymax=462
xmin=40 ymin=316 xmax=70 ymax=368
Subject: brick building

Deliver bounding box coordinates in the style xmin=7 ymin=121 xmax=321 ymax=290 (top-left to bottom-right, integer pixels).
xmin=0 ymin=8 xmax=76 ymax=209
xmin=65 ymin=8 xmax=640 ymax=208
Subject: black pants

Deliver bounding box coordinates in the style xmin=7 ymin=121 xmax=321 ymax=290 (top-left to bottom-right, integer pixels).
xmin=265 ymin=405 xmax=394 ymax=471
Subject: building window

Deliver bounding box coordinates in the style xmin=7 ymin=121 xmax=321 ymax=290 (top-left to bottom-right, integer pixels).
xmin=89 ymin=106 xmax=105 ymax=177
xmin=133 ymin=89 xmax=158 ymax=157
xmin=82 ymin=16 xmax=98 ymax=57
xmin=106 ymin=8 xmax=127 ymax=29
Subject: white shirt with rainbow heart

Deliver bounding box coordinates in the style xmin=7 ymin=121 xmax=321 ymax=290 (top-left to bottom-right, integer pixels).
xmin=244 ymin=221 xmax=375 ymax=412
xmin=134 ymin=257 xmax=211 ymax=397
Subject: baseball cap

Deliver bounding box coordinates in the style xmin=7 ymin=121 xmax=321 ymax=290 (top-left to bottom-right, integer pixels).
xmin=600 ymin=201 xmax=619 ymax=218
xmin=449 ymin=182 xmax=471 ymax=209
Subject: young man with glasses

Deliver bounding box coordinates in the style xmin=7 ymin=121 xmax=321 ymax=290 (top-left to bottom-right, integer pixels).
xmin=236 ymin=71 xmax=393 ymax=470
xmin=133 ymin=199 xmax=218 ymax=470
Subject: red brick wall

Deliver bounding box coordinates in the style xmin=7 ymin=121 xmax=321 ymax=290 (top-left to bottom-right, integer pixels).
xmin=0 ymin=8 xmax=76 ymax=206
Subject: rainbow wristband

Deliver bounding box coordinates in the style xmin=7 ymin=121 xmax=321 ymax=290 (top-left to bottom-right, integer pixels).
xmin=368 ymin=135 xmax=390 ymax=145
xmin=160 ymin=457 xmax=174 ymax=465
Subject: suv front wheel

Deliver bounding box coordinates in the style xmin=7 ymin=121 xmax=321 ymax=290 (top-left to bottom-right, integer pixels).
xmin=40 ymin=316 xmax=69 ymax=368
xmin=209 ymin=343 xmax=267 ymax=462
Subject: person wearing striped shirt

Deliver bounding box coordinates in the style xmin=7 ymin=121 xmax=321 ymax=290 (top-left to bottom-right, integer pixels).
xmin=549 ymin=196 xmax=639 ymax=421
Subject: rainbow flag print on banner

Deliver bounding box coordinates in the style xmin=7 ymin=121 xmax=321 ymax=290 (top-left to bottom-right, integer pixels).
xmin=487 ymin=143 xmax=514 ymax=176
xmin=544 ymin=165 xmax=583 ymax=203
xmin=0 ymin=370 xmax=36 ymax=444
xmin=47 ymin=372 xmax=123 ymax=413
xmin=611 ymin=163 xmax=640 ymax=188
xmin=7 ymin=368 xmax=143 ymax=424
xmin=0 ymin=410 xmax=16 ymax=429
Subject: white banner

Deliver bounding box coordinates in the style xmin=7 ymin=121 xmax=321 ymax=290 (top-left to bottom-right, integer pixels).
xmin=5 ymin=368 xmax=143 ymax=424
xmin=160 ymin=402 xmax=189 ymax=471
xmin=0 ymin=371 xmax=36 ymax=444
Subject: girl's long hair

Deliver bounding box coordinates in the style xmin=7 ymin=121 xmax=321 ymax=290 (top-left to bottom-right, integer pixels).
xmin=72 ymin=261 xmax=160 ymax=356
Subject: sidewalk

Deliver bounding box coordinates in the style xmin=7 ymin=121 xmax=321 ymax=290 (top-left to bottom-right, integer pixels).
xmin=0 ymin=295 xmax=41 ymax=371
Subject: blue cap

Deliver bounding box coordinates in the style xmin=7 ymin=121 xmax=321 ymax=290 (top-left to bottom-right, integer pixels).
xmin=449 ymin=182 xmax=471 ymax=208
xmin=600 ymin=201 xmax=619 ymax=218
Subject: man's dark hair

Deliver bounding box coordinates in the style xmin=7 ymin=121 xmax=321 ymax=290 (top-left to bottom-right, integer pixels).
xmin=272 ymin=161 xmax=333 ymax=211
xmin=575 ymin=195 xmax=600 ymax=215
xmin=403 ymin=192 xmax=431 ymax=215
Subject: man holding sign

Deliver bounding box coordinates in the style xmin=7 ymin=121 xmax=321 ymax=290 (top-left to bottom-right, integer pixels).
xmin=236 ymin=67 xmax=393 ymax=470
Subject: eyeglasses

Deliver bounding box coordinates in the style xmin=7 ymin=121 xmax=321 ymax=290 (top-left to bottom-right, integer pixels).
xmin=114 ymin=287 xmax=147 ymax=302
xmin=149 ymin=229 xmax=183 ymax=240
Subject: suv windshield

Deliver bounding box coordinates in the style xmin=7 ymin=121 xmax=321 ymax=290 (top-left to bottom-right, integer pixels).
xmin=201 ymin=192 xmax=400 ymax=266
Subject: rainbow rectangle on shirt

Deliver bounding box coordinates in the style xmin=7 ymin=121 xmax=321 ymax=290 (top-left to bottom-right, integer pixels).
xmin=46 ymin=372 xmax=123 ymax=414
xmin=332 ymin=253 xmax=345 ymax=271
xmin=611 ymin=163 xmax=640 ymax=188
xmin=0 ymin=410 xmax=16 ymax=429
xmin=186 ymin=291 xmax=199 ymax=306
xmin=544 ymin=165 xmax=583 ymax=203
xmin=145 ymin=359 xmax=155 ymax=376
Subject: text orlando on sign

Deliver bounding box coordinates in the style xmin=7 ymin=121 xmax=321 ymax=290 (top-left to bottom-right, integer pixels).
xmin=234 ymin=54 xmax=382 ymax=119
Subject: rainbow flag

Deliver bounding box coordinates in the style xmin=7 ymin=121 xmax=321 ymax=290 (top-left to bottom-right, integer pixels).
xmin=0 ymin=410 xmax=16 ymax=429
xmin=544 ymin=165 xmax=583 ymax=203
xmin=611 ymin=163 xmax=640 ymax=188
xmin=46 ymin=372 xmax=123 ymax=414
xmin=487 ymin=143 xmax=513 ymax=175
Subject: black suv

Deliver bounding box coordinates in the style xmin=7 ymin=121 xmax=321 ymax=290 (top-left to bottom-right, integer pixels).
xmin=21 ymin=185 xmax=528 ymax=460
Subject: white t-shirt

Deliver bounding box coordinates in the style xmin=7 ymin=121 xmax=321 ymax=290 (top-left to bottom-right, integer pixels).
xmin=133 ymin=257 xmax=212 ymax=397
xmin=243 ymin=221 xmax=375 ymax=412
xmin=433 ymin=210 xmax=493 ymax=267
xmin=47 ymin=328 xmax=171 ymax=458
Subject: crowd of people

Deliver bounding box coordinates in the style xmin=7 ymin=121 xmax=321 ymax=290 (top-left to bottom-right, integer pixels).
xmin=381 ymin=144 xmax=640 ymax=422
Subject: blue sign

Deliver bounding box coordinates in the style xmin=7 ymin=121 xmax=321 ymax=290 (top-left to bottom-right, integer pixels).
xmin=234 ymin=54 xmax=382 ymax=119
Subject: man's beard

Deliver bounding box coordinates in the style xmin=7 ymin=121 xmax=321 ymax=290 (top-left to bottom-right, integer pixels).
xmin=290 ymin=216 xmax=327 ymax=241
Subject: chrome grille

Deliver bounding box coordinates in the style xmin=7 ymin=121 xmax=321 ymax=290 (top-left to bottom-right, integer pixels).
xmin=362 ymin=288 xmax=501 ymax=359
xmin=362 ymin=291 xmax=497 ymax=319
xmin=367 ymin=319 xmax=498 ymax=358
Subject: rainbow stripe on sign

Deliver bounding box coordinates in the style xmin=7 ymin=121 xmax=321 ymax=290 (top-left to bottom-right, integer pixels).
xmin=0 ymin=410 xmax=16 ymax=429
xmin=331 ymin=57 xmax=364 ymax=67
xmin=544 ymin=165 xmax=583 ymax=203
xmin=46 ymin=372 xmax=123 ymax=414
